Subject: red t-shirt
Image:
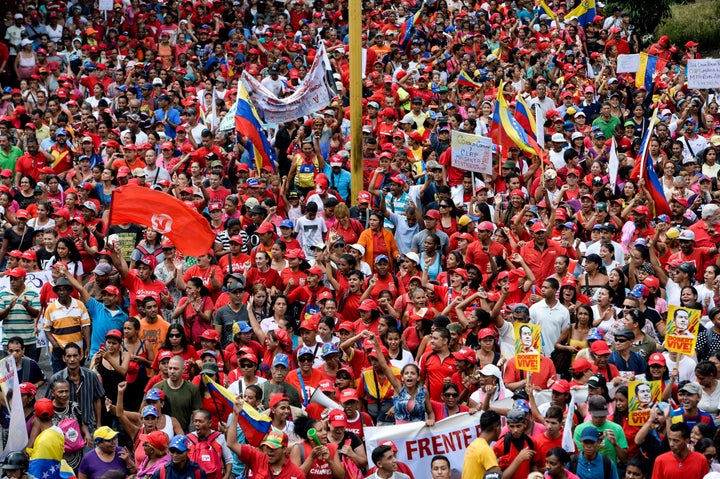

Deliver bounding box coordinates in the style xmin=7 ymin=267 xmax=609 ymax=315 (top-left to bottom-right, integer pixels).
xmin=240 ymin=444 xmax=307 ymax=479
xmin=419 ymin=351 xmax=457 ymax=402
xmin=492 ymin=434 xmax=535 ymax=479
xmin=122 ymin=270 xmax=169 ymax=316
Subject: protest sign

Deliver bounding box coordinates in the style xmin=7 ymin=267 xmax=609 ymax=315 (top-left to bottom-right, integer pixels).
xmin=688 ymin=59 xmax=720 ymax=89
xmin=628 ymin=380 xmax=662 ymax=426
xmin=0 ymin=356 xmax=28 ymax=459
xmin=664 ymin=304 xmax=700 ymax=355
xmin=617 ymin=54 xmax=640 ymax=73
xmin=514 ymin=323 xmax=541 ymax=373
xmin=364 ymin=413 xmax=481 ymax=472
xmin=451 ymin=131 xmax=493 ymax=175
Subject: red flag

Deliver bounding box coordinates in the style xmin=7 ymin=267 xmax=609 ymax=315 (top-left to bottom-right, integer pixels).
xmin=108 ymin=185 xmax=216 ymax=257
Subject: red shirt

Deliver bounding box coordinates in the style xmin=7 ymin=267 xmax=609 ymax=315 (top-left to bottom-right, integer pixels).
xmin=122 ymin=270 xmax=169 ymax=316
xmin=217 ymin=253 xmax=251 ymax=275
xmin=14 ymin=152 xmax=47 ymax=181
xmin=503 ymin=356 xmax=557 ymax=389
xmin=465 ymin=240 xmax=505 ymax=268
xmin=244 ymin=267 xmax=283 ymax=291
xmin=533 ymin=433 xmax=565 ymax=469
xmin=518 ymin=239 xmax=576 ymax=288
xmin=239 ymin=445 xmax=306 ymax=479
xmin=492 ymin=434 xmax=535 ymax=479
xmin=651 ymin=451 xmax=708 ymax=479
xmin=668 ymin=248 xmax=717 ymax=282
xmin=419 ymin=350 xmax=457 ymax=402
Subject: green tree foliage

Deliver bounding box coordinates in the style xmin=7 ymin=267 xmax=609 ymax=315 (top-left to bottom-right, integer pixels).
xmin=605 ymin=0 xmax=673 ymax=37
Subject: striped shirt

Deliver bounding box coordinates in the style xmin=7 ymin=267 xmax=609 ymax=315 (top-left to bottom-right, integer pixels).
xmin=43 ymin=298 xmax=90 ymax=353
xmin=47 ymin=367 xmax=105 ymax=431
xmin=0 ymin=287 xmax=40 ymax=346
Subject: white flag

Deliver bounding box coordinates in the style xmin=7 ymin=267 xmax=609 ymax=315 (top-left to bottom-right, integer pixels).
xmin=608 ymin=137 xmax=619 ymax=193
xmin=0 ymin=356 xmax=28 ymax=459
xmin=562 ymin=390 xmax=576 ymax=453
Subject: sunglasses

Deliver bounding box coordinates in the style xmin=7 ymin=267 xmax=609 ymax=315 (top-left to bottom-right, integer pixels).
xmin=298 ymin=356 xmax=314 ymax=363
xmin=615 ymin=338 xmax=628 ymax=343
xmin=168 ymin=333 xmax=182 ymax=338
xmin=240 ymin=363 xmax=255 ymax=368
xmin=443 ymin=393 xmax=459 ymax=398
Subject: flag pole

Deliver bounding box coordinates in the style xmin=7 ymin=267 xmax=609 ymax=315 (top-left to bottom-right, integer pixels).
xmin=349 ymin=0 xmax=363 ymax=205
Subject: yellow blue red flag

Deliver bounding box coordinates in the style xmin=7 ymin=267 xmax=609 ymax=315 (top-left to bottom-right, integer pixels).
xmin=203 ymin=374 xmax=272 ymax=446
xmin=235 ymin=84 xmax=278 ymax=173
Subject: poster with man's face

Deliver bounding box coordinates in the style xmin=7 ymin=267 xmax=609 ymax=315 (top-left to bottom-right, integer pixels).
xmin=664 ymin=305 xmax=700 ymax=354
xmin=628 ymin=380 xmax=662 ymax=426
xmin=514 ymin=323 xmax=541 ymax=373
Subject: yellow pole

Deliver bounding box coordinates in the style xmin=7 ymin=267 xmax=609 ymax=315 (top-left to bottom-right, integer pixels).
xmin=349 ymin=0 xmax=363 ymax=205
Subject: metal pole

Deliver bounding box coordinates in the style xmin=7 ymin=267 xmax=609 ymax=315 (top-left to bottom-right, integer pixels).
xmin=349 ymin=0 xmax=363 ymax=205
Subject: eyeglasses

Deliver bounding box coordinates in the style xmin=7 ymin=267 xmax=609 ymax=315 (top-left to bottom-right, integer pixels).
xmin=240 ymin=363 xmax=255 ymax=368
xmin=443 ymin=393 xmax=459 ymax=398
xmin=168 ymin=333 xmax=182 ymax=338
xmin=298 ymin=356 xmax=314 ymax=363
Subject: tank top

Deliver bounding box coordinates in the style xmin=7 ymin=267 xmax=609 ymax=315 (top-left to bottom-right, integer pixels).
xmin=160 ymin=414 xmax=175 ymax=438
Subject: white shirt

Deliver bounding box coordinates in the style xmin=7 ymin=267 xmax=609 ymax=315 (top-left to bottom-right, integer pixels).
xmin=529 ymin=300 xmax=571 ymax=356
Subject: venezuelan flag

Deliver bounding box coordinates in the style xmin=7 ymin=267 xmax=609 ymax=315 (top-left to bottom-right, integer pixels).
xmin=399 ymin=2 xmax=424 ymax=48
xmin=235 ymin=83 xmax=278 ymax=174
xmin=203 ymin=375 xmax=271 ymax=446
xmin=514 ymin=94 xmax=538 ymax=141
xmin=565 ymin=0 xmax=595 ymax=26
xmin=27 ymin=427 xmax=77 ymax=479
xmin=636 ymin=53 xmax=667 ymax=91
xmin=496 ymin=83 xmax=536 ymax=157
xmin=632 ymin=111 xmax=670 ymax=216
xmin=457 ymin=70 xmax=483 ymax=89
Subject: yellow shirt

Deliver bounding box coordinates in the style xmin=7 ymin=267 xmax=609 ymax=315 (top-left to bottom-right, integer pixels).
xmin=462 ymin=437 xmax=499 ymax=479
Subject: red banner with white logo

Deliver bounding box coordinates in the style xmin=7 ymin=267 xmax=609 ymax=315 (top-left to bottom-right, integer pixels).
xmin=108 ymin=185 xmax=216 ymax=257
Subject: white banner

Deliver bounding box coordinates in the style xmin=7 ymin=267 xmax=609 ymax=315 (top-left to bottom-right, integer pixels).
xmin=0 ymin=356 xmax=28 ymax=459
xmin=688 ymin=59 xmax=720 ymax=89
xmin=240 ymin=43 xmax=334 ymax=124
xmin=451 ymin=131 xmax=494 ymax=174
xmin=364 ymin=413 xmax=481 ymax=472
xmin=617 ymin=54 xmax=640 ymax=73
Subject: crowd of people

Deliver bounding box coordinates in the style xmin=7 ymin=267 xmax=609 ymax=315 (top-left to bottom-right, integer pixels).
xmin=0 ymin=1 xmax=719 ymax=479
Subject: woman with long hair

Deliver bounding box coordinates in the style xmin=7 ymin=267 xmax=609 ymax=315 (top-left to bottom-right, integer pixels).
xmin=155 ymin=324 xmax=198 ymax=377
xmin=51 ymin=236 xmax=84 ymax=277
xmin=27 ymin=201 xmax=55 ymax=231
xmin=289 ymin=416 xmax=345 ymax=479
xmin=15 ymin=175 xmax=37 ymax=209
xmin=437 ymin=198 xmax=459 ymax=236
xmin=431 ymin=383 xmax=473 ymax=420
xmin=172 ymin=277 xmax=215 ymax=347
xmin=90 ymin=329 xmax=130 ymax=426
xmin=608 ymin=385 xmax=641 ymax=464
xmin=556 ymin=302 xmax=593 ymax=365
xmin=122 ymin=318 xmax=154 ymax=411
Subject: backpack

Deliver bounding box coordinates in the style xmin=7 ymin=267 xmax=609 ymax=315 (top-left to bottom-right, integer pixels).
xmin=569 ymin=452 xmax=613 ymax=479
xmin=58 ymin=417 xmax=85 ymax=453
xmin=187 ymin=431 xmax=223 ymax=479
